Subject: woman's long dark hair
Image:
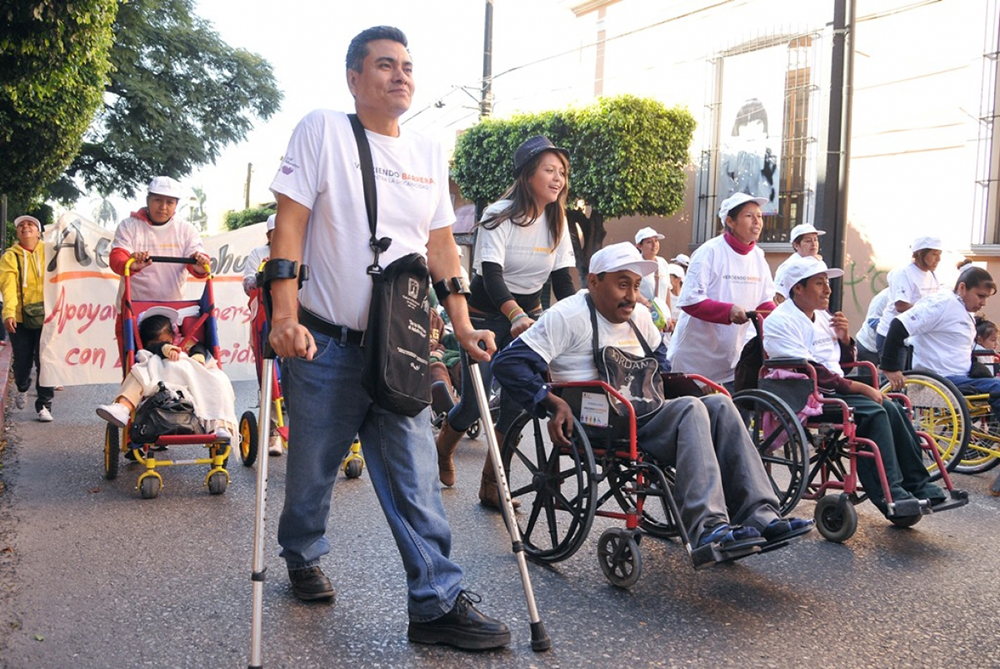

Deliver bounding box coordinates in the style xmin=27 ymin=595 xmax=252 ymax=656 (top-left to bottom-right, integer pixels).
xmin=479 ymin=149 xmax=569 ymax=253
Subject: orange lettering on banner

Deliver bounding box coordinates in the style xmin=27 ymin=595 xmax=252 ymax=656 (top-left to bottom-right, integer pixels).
xmin=48 ymin=286 xmax=117 ymax=335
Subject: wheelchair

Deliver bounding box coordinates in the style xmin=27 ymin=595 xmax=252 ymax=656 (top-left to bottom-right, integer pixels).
xmin=103 ymin=256 xmax=232 ymax=499
xmin=240 ymin=263 xmax=364 ymax=478
xmin=752 ymin=358 xmax=968 ymax=542
xmin=499 ymin=373 xmax=799 ymax=589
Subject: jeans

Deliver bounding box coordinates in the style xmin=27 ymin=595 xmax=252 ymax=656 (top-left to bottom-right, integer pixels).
xmin=10 ymin=325 xmax=53 ymax=412
xmin=447 ymin=311 xmax=523 ymax=435
xmin=636 ymin=394 xmax=781 ymax=542
xmin=944 ymin=375 xmax=1000 ymax=417
xmin=276 ymin=330 xmax=463 ymax=621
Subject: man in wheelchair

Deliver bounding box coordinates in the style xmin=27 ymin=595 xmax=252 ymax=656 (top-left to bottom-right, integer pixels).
xmin=767 ymin=256 xmax=952 ymax=518
xmin=492 ymin=243 xmax=813 ymax=562
xmin=882 ymin=265 xmax=1000 ymax=418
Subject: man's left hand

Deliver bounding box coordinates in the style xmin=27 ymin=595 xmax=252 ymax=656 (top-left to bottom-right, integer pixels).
xmin=455 ymin=327 xmax=496 ymax=363
xmin=830 ymin=311 xmax=851 ymax=343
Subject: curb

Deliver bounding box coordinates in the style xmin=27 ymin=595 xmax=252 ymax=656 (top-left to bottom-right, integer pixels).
xmin=0 ymin=342 xmax=10 ymax=417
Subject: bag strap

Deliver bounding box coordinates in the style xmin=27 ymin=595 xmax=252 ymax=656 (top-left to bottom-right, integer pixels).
xmin=348 ymin=113 xmax=390 ymax=276
xmin=585 ymin=293 xmax=655 ymax=369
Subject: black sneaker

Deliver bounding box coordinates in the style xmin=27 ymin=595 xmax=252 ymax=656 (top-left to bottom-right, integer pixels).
xmin=288 ymin=566 xmax=335 ymax=602
xmin=408 ymin=591 xmax=510 ymax=651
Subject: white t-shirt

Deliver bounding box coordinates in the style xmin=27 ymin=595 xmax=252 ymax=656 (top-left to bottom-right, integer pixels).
xmin=519 ymin=290 xmax=661 ymax=383
xmin=764 ymin=299 xmax=844 ymax=377
xmin=639 ymin=256 xmax=671 ymax=303
xmin=856 ymin=287 xmax=890 ymax=351
xmin=270 ymin=110 xmax=454 ymax=331
xmin=242 ymin=243 xmax=270 ymax=296
xmin=111 ymin=214 xmax=206 ymax=304
xmin=877 ymin=262 xmax=939 ymax=336
xmin=896 ymin=290 xmax=975 ymax=377
xmin=473 ymin=200 xmax=575 ymax=294
xmin=668 ymin=234 xmax=776 ymax=383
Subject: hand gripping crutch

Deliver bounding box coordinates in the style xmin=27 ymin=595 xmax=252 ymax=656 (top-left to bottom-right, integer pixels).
xmin=467 ymin=360 xmax=551 ymax=652
xmin=249 ymin=260 xmax=308 ymax=669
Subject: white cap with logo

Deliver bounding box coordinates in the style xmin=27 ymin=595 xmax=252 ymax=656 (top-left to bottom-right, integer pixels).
xmin=589 ymin=242 xmax=659 ymax=277
xmin=718 ymin=192 xmax=769 ymax=225
xmin=911 ymin=236 xmax=943 ymax=253
xmin=634 ymin=226 xmax=664 ymax=245
xmin=147 ymin=176 xmax=184 ymax=199
xmin=789 ymin=223 xmax=825 ymax=243
xmin=774 ymin=255 xmax=844 ymax=299
xmin=266 ymin=214 xmax=276 ymax=232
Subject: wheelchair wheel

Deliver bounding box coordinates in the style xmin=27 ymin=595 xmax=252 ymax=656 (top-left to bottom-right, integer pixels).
xmin=501 ymin=411 xmax=597 ymax=563
xmin=732 ymin=389 xmax=809 ymax=516
xmin=814 ymin=494 xmax=857 ymax=543
xmin=239 ymin=411 xmax=259 ymax=467
xmin=610 ymin=462 xmax=680 ymax=539
xmin=955 ymin=414 xmax=1000 ymax=474
xmin=597 ymin=528 xmax=642 ymax=589
xmin=104 ymin=424 xmax=120 ymax=481
xmin=880 ymin=370 xmax=969 ymax=480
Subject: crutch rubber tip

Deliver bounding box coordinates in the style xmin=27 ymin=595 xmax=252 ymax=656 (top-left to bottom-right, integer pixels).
xmin=530 ymin=621 xmax=551 ymax=651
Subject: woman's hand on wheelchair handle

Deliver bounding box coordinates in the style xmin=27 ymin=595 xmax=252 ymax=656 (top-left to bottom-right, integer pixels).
xmin=543 ymin=394 xmax=574 ymax=447
xmin=883 ymin=370 xmax=906 ymax=393
xmin=269 ymin=317 xmax=316 ymax=360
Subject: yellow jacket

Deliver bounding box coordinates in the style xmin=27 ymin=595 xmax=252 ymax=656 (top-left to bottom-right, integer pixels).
xmin=1 ymin=243 xmax=46 ymax=323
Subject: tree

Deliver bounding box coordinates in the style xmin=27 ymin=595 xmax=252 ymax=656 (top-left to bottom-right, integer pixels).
xmin=59 ymin=0 xmax=282 ymax=201
xmin=452 ymin=95 xmax=696 ymax=278
xmin=224 ymin=205 xmax=273 ymax=231
xmin=0 ymin=1 xmax=117 ymax=203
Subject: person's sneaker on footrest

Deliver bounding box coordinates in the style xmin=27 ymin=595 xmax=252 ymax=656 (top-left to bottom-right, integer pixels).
xmin=697 ymin=523 xmax=762 ymax=551
xmin=288 ymin=566 xmax=335 ymax=602
xmin=762 ymin=517 xmax=814 ymax=544
xmin=408 ymin=590 xmax=510 ymax=651
xmin=215 ymin=427 xmax=232 ymax=442
xmin=96 ymin=403 xmax=130 ymax=428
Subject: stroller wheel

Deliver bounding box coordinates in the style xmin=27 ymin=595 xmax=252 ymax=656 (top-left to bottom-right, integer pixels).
xmin=208 ymin=471 xmax=228 ymax=495
xmin=344 ymin=458 xmax=364 ymax=479
xmin=104 ymin=425 xmax=120 ymax=481
xmin=239 ymin=411 xmax=259 ymax=467
xmin=139 ymin=476 xmax=161 ymax=499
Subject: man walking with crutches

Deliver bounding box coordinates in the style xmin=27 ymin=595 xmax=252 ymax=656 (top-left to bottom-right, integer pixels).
xmin=264 ymin=25 xmax=509 ymax=651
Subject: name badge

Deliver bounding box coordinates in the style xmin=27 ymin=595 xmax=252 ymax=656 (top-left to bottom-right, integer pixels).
xmin=579 ymin=391 xmax=610 ymax=428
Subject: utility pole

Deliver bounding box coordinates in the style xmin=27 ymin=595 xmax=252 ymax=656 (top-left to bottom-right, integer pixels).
xmin=481 ymin=0 xmax=494 ymax=118
xmin=244 ymin=162 xmax=253 ymax=210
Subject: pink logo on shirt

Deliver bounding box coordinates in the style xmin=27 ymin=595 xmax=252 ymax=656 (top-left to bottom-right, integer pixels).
xmin=281 ymin=165 xmax=294 ymax=175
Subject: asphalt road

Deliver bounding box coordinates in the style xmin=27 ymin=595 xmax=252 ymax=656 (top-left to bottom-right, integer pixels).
xmin=2 ymin=382 xmax=1000 ymax=668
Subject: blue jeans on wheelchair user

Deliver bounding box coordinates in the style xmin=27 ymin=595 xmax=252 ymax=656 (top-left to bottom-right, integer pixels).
xmin=276 ymin=330 xmax=464 ymax=621
xmin=446 ymin=311 xmax=523 ymax=436
xmin=944 ymin=375 xmax=1000 ymax=418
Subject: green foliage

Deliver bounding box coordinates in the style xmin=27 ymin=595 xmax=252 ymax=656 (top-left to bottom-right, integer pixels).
xmin=452 ymin=95 xmax=696 ymax=272
xmin=0 ymin=0 xmax=118 ymax=202
xmin=225 ymin=206 xmax=273 ymax=231
xmin=61 ymin=0 xmax=283 ymax=200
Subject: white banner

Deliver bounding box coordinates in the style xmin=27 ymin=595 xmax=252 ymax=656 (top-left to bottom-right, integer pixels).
xmin=38 ymin=212 xmax=267 ymax=386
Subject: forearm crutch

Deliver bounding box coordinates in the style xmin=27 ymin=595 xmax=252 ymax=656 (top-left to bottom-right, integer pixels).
xmin=467 ymin=361 xmax=551 ymax=652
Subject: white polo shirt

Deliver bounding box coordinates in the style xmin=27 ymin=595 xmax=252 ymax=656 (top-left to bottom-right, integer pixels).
xmin=856 ymin=287 xmax=889 ymax=352
xmin=668 ymin=234 xmax=775 ymax=383
xmin=877 ymin=262 xmax=939 ymax=336
xmin=897 ymin=290 xmax=975 ymax=377
xmin=270 ymin=109 xmax=454 ymax=331
xmin=763 ymin=299 xmax=844 ymax=377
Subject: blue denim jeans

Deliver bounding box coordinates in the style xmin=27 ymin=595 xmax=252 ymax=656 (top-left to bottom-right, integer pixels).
xmin=276 ymin=331 xmax=463 ymax=621
xmin=945 ymin=374 xmax=1000 ymax=416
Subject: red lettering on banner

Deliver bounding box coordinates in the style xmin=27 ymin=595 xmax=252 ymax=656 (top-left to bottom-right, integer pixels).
xmin=212 ymin=305 xmax=251 ymax=324
xmin=66 ymin=347 xmax=109 ymax=368
xmin=49 ymin=286 xmax=116 ymax=334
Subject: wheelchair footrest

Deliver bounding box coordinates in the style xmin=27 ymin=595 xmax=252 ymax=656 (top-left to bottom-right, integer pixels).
xmin=930 ymin=489 xmax=969 ymax=513
xmin=888 ymin=498 xmax=930 ymax=518
xmin=690 ymin=540 xmax=763 ymax=570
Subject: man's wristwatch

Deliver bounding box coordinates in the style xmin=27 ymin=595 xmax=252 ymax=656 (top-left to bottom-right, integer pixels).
xmin=433 ymin=276 xmax=471 ymax=302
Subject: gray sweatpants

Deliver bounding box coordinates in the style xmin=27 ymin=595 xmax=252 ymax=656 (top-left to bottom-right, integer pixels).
xmin=636 ymin=394 xmax=781 ymax=543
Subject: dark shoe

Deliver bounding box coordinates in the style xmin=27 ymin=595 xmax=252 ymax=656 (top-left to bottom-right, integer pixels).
xmin=762 ymin=517 xmax=814 ymax=544
xmin=288 ymin=566 xmax=335 ymax=602
xmin=697 ymin=524 xmax=765 ymax=552
xmin=408 ymin=591 xmax=510 ymax=651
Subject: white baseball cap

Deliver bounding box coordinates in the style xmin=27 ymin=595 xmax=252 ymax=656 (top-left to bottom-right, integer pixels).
xmin=775 ymin=255 xmax=844 ymax=299
xmin=147 ymin=176 xmax=184 ymax=199
xmin=911 ymin=236 xmax=943 ymax=253
xmin=634 ymin=226 xmax=664 ymax=245
xmin=669 ymin=253 xmax=690 ymax=267
xmin=589 ymin=242 xmax=658 ymax=277
xmin=667 ymin=263 xmax=685 ymax=280
xmin=266 ymin=214 xmax=276 ymax=232
xmin=718 ymin=192 xmax=769 ymax=225
xmin=13 ymin=215 xmax=43 ymax=232
xmin=789 ymin=223 xmax=825 ymax=243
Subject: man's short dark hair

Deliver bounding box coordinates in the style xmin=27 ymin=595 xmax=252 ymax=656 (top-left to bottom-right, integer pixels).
xmin=957 ymin=266 xmax=997 ymax=295
xmin=346 ymin=26 xmax=408 ymax=73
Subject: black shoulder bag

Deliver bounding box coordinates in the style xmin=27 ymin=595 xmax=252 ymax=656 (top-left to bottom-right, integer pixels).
xmin=349 ymin=114 xmax=432 ymax=417
xmin=586 ymin=295 xmax=665 ymax=421
xmin=128 ymin=382 xmax=202 ymax=443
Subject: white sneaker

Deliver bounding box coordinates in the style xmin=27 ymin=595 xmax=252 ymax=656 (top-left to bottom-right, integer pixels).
xmin=15 ymin=392 xmax=26 ymax=409
xmin=215 ymin=427 xmax=233 ymax=442
xmin=268 ymin=434 xmax=284 ymax=456
xmin=96 ymin=403 xmax=129 ymax=428
xmin=37 ymin=407 xmax=53 ymax=422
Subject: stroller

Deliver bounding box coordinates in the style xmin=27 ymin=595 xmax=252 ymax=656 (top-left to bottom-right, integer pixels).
xmin=102 ymin=256 xmax=232 ymax=499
